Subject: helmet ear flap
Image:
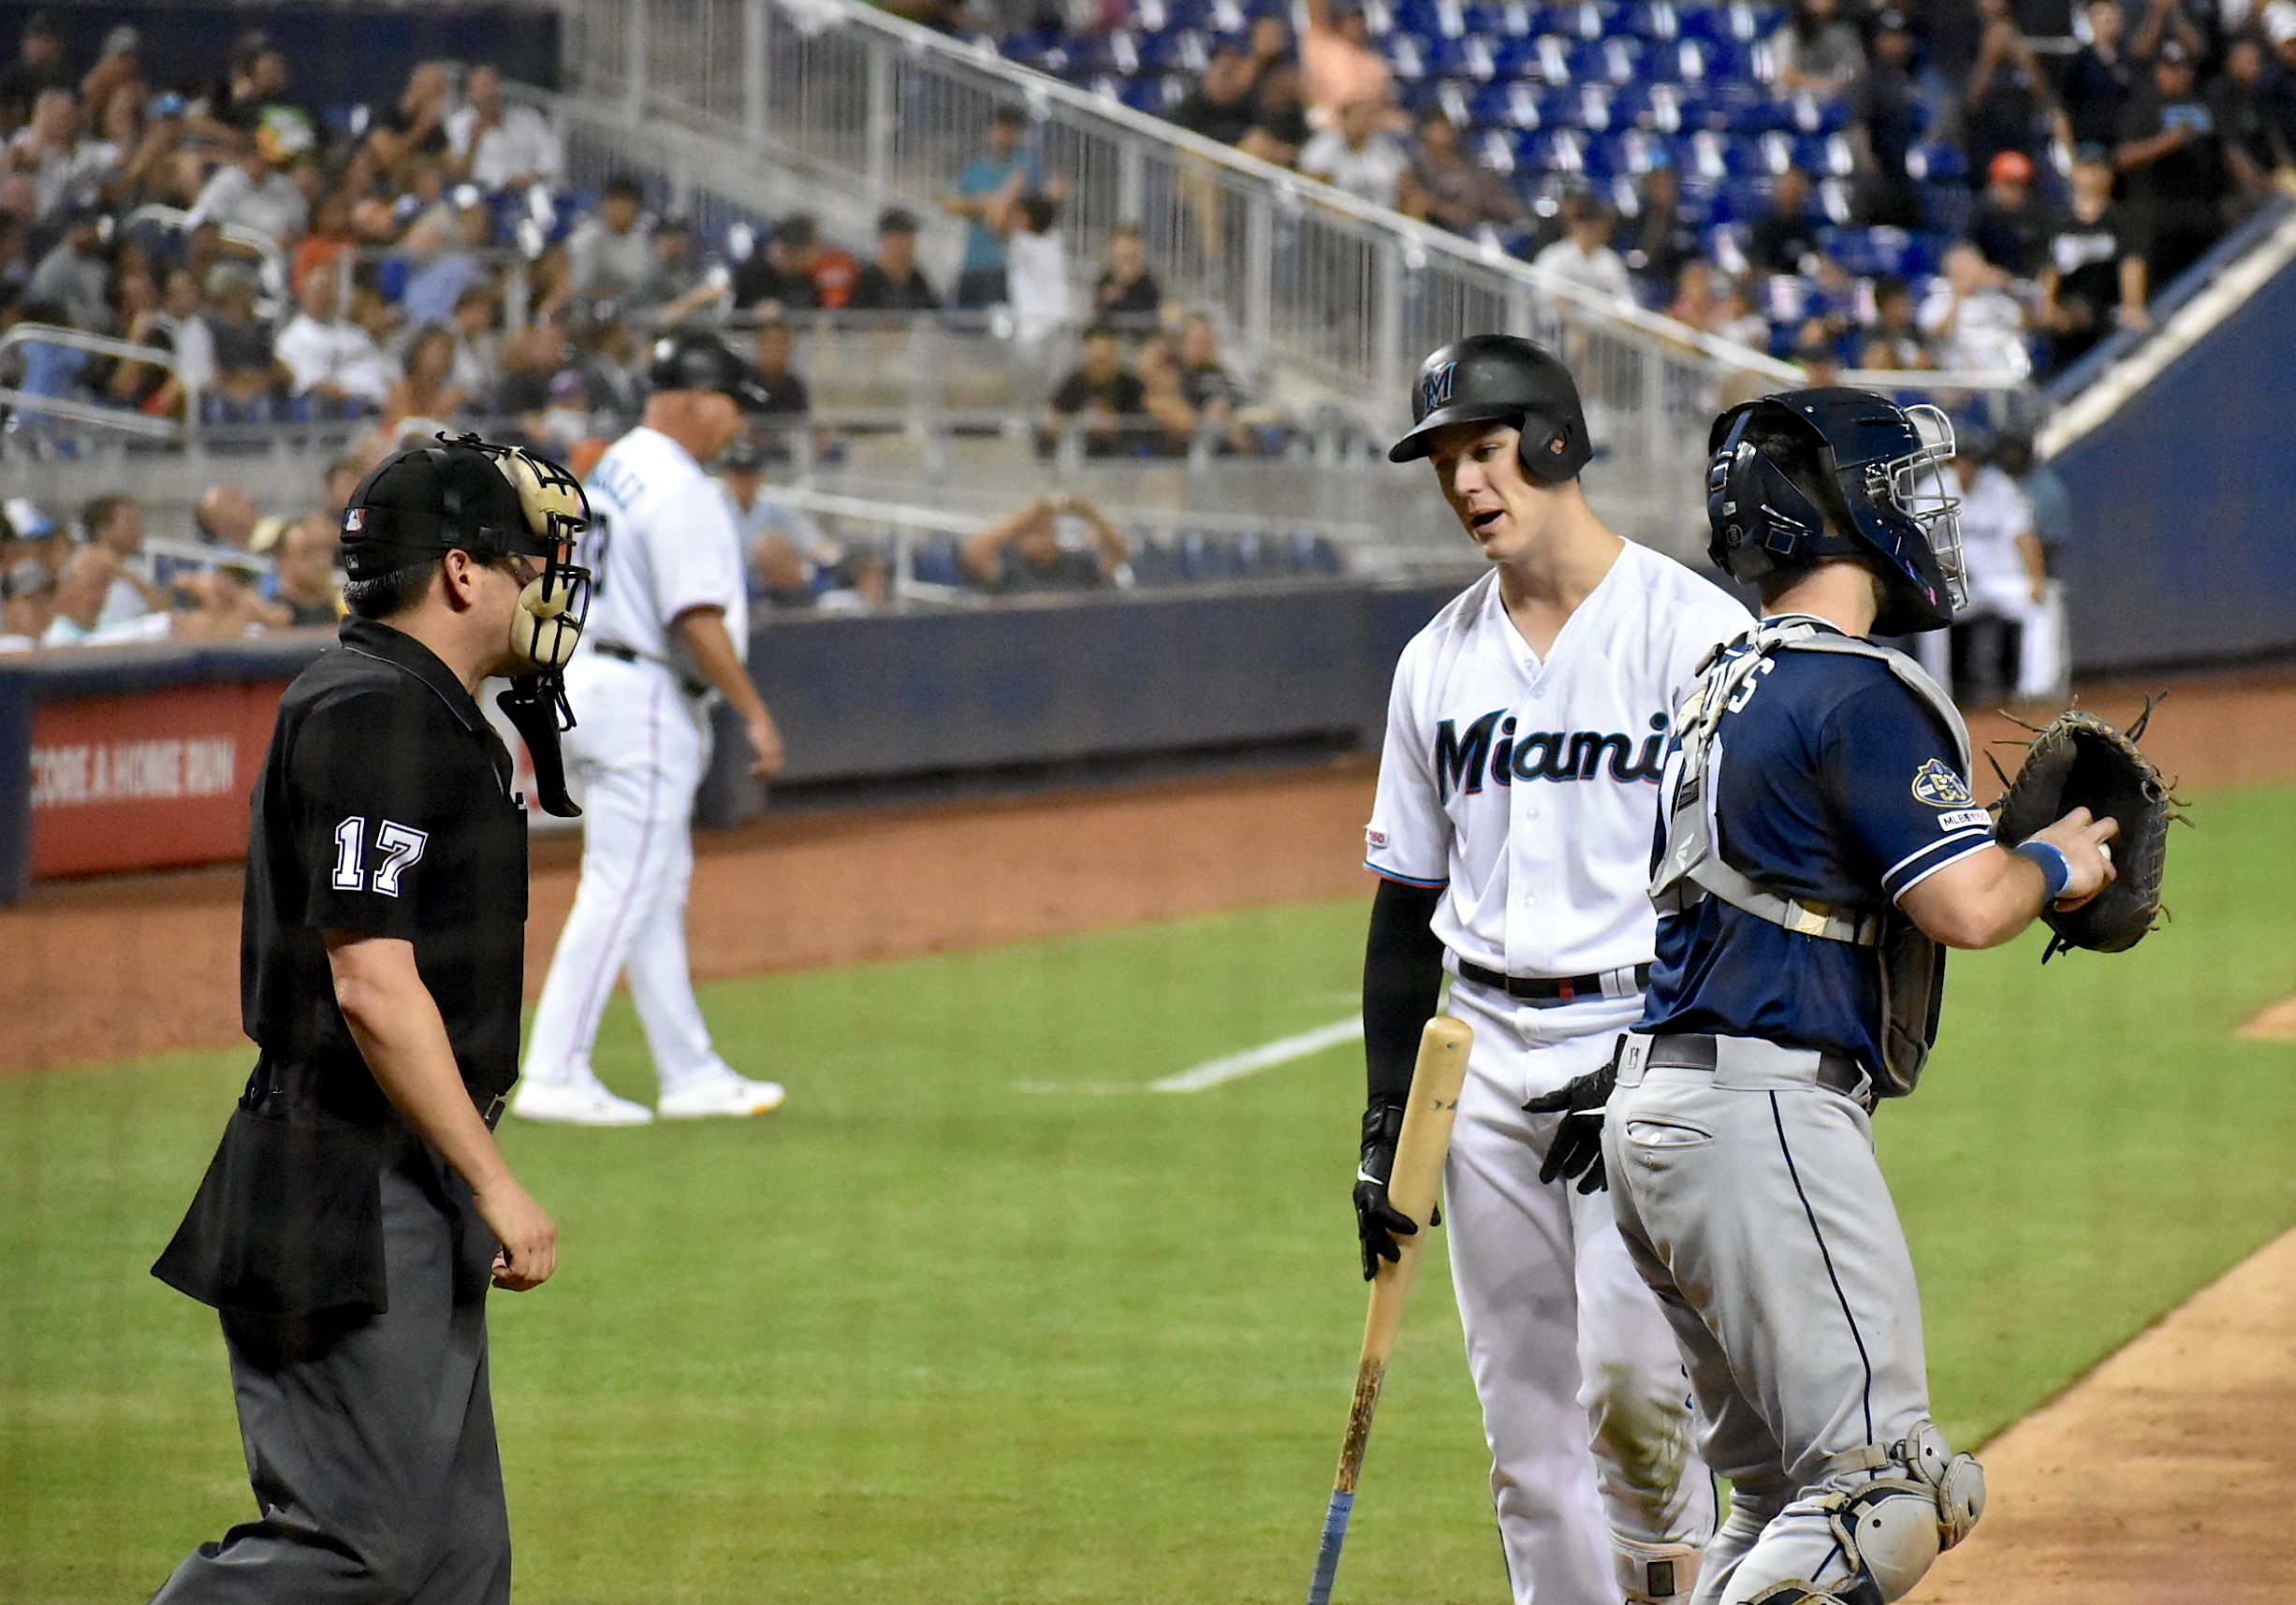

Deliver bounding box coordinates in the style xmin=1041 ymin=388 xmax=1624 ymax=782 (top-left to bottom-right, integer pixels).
xmin=1706 ymin=408 xmax=1830 ymax=583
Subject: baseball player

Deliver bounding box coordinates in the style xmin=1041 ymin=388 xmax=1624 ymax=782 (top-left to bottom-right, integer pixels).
xmin=1356 ymin=336 xmax=1752 ymax=1605
xmin=1539 ymin=388 xmax=2116 ymax=1604
xmin=514 ymin=331 xmax=789 ymax=1125
xmin=150 ymin=434 xmax=589 ymax=1600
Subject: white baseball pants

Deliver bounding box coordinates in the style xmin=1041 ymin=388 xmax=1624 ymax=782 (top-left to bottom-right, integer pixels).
xmin=1443 ymin=981 xmax=1718 ymax=1605
xmin=1604 ymin=1058 xmax=1938 ymax=1605
xmin=524 ymin=654 xmax=727 ymax=1097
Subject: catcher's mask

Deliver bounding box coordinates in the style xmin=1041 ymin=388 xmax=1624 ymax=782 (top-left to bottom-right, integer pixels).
xmin=1387 ymin=334 xmax=1594 ymax=483
xmin=342 ymin=434 xmax=594 ymax=814
xmin=1706 ymin=387 xmax=1967 ymax=635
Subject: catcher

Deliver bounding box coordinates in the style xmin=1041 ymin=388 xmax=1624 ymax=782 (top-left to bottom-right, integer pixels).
xmin=1531 ymin=388 xmax=2170 ymax=1605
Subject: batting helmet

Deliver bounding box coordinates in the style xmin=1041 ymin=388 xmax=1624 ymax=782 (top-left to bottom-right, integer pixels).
xmin=1705 ymin=387 xmax=1967 ymax=635
xmin=1386 ymin=335 xmax=1593 ymax=481
xmin=647 ymin=328 xmax=775 ymax=411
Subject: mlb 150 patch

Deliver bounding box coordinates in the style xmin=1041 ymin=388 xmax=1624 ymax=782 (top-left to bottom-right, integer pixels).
xmin=1911 ymin=758 xmax=1975 ymax=809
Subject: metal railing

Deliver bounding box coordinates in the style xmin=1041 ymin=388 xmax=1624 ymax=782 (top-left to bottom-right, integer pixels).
xmin=543 ymin=0 xmax=1798 ymax=555
xmin=0 ymin=324 xmax=196 ymax=444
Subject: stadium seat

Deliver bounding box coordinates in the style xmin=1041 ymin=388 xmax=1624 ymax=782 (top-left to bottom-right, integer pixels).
xmin=1074 ymin=30 xmax=1143 ymax=74
xmin=1382 ymin=34 xmax=1429 ymax=79
xmin=1425 ymin=79 xmax=1477 ymax=126
xmin=1473 ymin=127 xmax=1523 ymax=173
xmin=1397 ymin=0 xmax=1470 ymax=36
xmin=1474 ymin=79 xmax=1558 ymax=128
xmin=1425 ymin=34 xmax=1499 ymax=79
xmin=911 ymin=534 xmax=968 ymax=589
xmin=1792 ymin=131 xmax=1856 ymax=178
xmin=1569 ymin=36 xmax=1646 ymax=81
xmin=1467 ymin=0 xmax=1543 ymax=36
xmin=1136 ymin=28 xmax=1211 ymax=71
xmin=1550 ymin=0 xmax=1623 ymax=38
xmin=1560 ymin=82 xmax=1617 ymax=129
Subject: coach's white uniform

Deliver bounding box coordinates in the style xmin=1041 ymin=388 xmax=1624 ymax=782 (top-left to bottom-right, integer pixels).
xmin=1365 ymin=544 xmax=1751 ymax=1605
xmin=520 ymin=426 xmax=750 ymax=1105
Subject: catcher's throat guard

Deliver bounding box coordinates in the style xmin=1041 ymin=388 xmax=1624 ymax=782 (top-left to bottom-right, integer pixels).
xmin=1651 ymin=619 xmax=1967 ymax=1096
xmin=1707 ymin=389 xmax=1967 ymax=635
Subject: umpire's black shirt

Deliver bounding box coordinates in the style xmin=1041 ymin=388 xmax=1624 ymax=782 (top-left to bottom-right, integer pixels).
xmin=242 ymin=616 xmax=529 ymax=1117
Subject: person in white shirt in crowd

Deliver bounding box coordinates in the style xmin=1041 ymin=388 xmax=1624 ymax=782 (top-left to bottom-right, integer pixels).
xmin=2 ymin=557 xmax=58 ymax=648
xmin=186 ymin=109 xmax=314 ymax=250
xmin=80 ymin=495 xmax=168 ymax=630
xmin=41 ymin=546 xmax=171 ymax=647
xmin=1923 ymin=430 xmax=2059 ymax=705
xmin=556 ymin=175 xmax=658 ymax=313
xmin=154 ymin=268 xmax=215 ymax=401
xmin=1532 ymin=198 xmax=1637 ymax=303
xmin=7 ymin=89 xmax=113 ymax=225
xmin=274 ymin=269 xmax=395 ymax=415
xmin=1004 ymin=192 xmax=1074 ymax=347
xmin=1300 ymin=96 xmax=1412 ymax=209
xmin=447 ymin=65 xmax=563 ymax=193
xmin=1919 ymin=243 xmax=2031 ymax=377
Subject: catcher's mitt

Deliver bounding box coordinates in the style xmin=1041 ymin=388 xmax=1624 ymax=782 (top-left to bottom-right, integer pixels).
xmin=1991 ymin=700 xmax=2181 ymax=960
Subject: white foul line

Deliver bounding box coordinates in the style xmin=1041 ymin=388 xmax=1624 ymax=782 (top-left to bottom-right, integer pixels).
xmin=1148 ymin=1016 xmax=1365 ymax=1094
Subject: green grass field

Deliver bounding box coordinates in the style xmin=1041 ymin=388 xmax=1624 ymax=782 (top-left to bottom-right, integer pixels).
xmin=5 ymin=782 xmax=2294 ymax=1604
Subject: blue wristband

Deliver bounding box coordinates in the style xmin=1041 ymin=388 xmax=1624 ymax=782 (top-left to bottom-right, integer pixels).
xmin=2014 ymin=839 xmax=2073 ymax=902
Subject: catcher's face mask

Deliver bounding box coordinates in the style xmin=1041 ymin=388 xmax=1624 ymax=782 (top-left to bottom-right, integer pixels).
xmin=1869 ymin=403 xmax=1967 ymax=615
xmin=491 ymin=447 xmax=593 ymax=692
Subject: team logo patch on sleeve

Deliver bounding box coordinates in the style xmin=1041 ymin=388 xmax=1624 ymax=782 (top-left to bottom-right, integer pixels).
xmin=1366 ymin=827 xmax=1389 ymax=851
xmin=1911 ymin=758 xmax=1975 ymax=808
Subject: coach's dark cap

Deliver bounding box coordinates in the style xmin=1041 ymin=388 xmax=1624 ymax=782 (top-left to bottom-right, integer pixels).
xmin=878 ymin=207 xmax=920 ymax=235
xmin=648 ymin=328 xmax=776 ymax=412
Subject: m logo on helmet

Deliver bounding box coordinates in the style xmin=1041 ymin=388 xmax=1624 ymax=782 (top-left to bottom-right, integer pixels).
xmin=1423 ymin=361 xmax=1456 ymax=416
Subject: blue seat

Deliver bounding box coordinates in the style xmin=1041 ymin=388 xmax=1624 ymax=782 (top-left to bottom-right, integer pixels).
xmin=1381 ymin=33 xmax=1429 ymax=78
xmin=1136 ymin=28 xmax=1211 ymax=71
xmin=1289 ymin=532 xmax=1344 ymax=575
xmin=1549 ymin=0 xmax=1621 ymax=37
xmin=1569 ymin=36 xmax=1645 ymax=81
xmin=1474 ymin=79 xmax=1557 ymax=128
xmin=1426 ymin=34 xmax=1499 ymax=78
xmin=1177 ymin=532 xmax=1244 ymax=579
xmin=911 ymin=534 xmax=967 ymax=588
xmin=1468 ymin=0 xmax=1544 ymax=35
xmin=1119 ymin=75 xmax=1177 ymax=114
xmin=1423 ymin=78 xmax=1477 ymax=125
xmin=1074 ymin=30 xmax=1142 ymax=74
xmin=1471 ymin=127 xmax=1522 ymax=173
xmin=1623 ymin=0 xmax=1683 ymax=37
xmin=1674 ymin=175 xmax=1721 ymax=224
xmin=1397 ymin=0 xmax=1471 ymax=36
xmin=1519 ymin=126 xmax=1592 ymax=175
xmin=1793 ymin=131 xmax=1856 ymax=177
xmin=1129 ymin=538 xmax=1184 ymax=587
xmin=1905 ymin=141 xmax=1968 ymax=182
xmin=1721 ymin=174 xmax=1777 ymax=219
xmin=1556 ymin=82 xmax=1616 ymax=128
xmin=1780 ymin=91 xmax=1852 ymax=133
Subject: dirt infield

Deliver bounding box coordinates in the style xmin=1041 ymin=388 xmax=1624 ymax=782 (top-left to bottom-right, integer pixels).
xmin=3 ymin=664 xmax=2293 ymax=1603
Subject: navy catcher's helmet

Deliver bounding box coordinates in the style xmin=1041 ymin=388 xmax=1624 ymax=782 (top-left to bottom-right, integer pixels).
xmin=647 ymin=328 xmax=775 ymax=411
xmin=1706 ymin=387 xmax=1967 ymax=635
xmin=1388 ymin=334 xmax=1593 ymax=482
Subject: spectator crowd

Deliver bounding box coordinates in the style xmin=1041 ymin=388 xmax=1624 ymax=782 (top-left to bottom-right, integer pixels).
xmin=992 ymin=0 xmax=2296 ymax=378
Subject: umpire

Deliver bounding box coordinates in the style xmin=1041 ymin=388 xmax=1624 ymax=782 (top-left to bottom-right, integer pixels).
xmin=150 ymin=434 xmax=592 ymax=1603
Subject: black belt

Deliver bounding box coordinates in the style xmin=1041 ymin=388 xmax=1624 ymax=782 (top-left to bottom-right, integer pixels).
xmin=593 ymin=640 xmax=709 ymax=698
xmin=1456 ymin=958 xmax=1651 ymax=1005
xmin=1641 ymin=1033 xmax=1869 ymax=1102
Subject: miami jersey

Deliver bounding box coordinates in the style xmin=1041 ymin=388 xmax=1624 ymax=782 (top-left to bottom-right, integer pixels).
xmin=577 ymin=426 xmax=748 ymax=681
xmin=1366 ymin=542 xmax=1752 ymax=980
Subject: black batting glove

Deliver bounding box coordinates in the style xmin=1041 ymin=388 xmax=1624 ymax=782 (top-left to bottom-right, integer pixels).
xmin=1523 ymin=1056 xmax=1617 ymax=1195
xmin=1353 ymin=1102 xmax=1422 ymax=1280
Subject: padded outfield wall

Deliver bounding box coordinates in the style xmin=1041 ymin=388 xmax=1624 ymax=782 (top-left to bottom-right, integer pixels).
xmin=2052 ymin=250 xmax=2296 ymax=675
xmin=0 ymin=579 xmax=1470 ymax=903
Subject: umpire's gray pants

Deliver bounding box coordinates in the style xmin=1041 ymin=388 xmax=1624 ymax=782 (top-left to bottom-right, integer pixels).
xmin=152 ymin=1131 xmax=509 ymax=1605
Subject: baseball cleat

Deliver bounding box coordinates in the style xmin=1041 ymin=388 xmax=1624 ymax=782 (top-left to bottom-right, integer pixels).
xmin=657 ymin=1072 xmax=788 ymax=1119
xmin=509 ymin=1075 xmax=656 ymax=1125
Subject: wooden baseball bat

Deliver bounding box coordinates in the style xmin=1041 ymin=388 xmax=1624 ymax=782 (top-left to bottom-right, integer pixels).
xmin=1306 ymin=1014 xmax=1474 ymax=1605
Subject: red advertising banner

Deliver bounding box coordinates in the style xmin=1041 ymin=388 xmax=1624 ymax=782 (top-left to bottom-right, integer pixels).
xmin=30 ymin=682 xmax=290 ymax=879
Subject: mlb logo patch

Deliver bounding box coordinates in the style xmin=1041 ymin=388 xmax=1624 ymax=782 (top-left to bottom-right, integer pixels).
xmin=344 ymin=508 xmax=366 ymax=533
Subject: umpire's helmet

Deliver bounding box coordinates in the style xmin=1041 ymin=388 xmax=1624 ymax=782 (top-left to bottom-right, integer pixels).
xmin=1706 ymin=387 xmax=1967 ymax=635
xmin=647 ymin=328 xmax=775 ymax=411
xmin=341 ymin=434 xmax=585 ymax=581
xmin=1387 ymin=335 xmax=1593 ymax=482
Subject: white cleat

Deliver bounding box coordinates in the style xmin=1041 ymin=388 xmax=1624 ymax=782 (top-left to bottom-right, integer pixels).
xmin=509 ymin=1075 xmax=656 ymax=1126
xmin=657 ymin=1072 xmax=788 ymax=1119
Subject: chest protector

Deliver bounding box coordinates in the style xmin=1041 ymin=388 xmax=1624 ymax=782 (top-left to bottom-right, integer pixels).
xmin=1650 ymin=618 xmax=1970 ymax=1096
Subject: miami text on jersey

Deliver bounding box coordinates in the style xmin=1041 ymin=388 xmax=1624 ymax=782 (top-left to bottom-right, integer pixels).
xmin=1435 ymin=710 xmax=1671 ymax=800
